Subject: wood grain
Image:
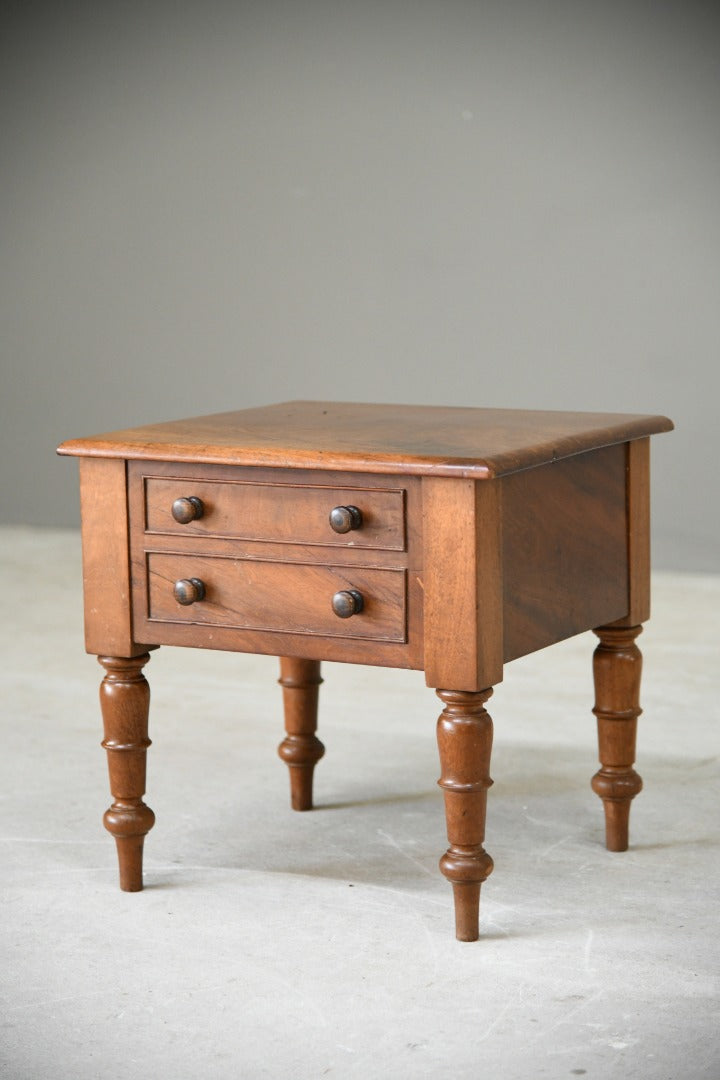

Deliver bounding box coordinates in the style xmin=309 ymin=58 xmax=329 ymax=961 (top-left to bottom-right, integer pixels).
xmin=78 ymin=458 xmax=149 ymax=657
xmin=58 ymin=402 xmax=673 ymax=939
xmin=145 ymin=552 xmax=407 ymax=642
xmin=128 ymin=462 xmax=425 ymax=669
xmin=436 ymin=688 xmax=495 ymax=942
xmin=615 ymin=438 xmax=651 ymax=626
xmin=58 ymin=401 xmax=674 ymax=479
xmin=144 ymin=474 xmax=405 ymax=551
xmin=422 ymin=477 xmax=503 ymax=691
xmin=502 ymin=444 xmax=629 ymax=661
xmin=99 ymin=653 xmax=154 ymax=891
xmin=591 ymin=624 xmax=644 ymax=851
xmin=278 ymin=658 xmax=324 ymax=811
xmin=129 ymin=462 xmax=419 ymax=569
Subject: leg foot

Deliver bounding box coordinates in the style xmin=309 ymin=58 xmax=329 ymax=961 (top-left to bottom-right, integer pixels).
xmin=99 ymin=654 xmax=155 ymax=891
xmin=278 ymin=658 xmax=324 ymax=811
xmin=436 ymin=688 xmax=495 ymax=942
xmin=591 ymin=625 xmax=644 ymax=851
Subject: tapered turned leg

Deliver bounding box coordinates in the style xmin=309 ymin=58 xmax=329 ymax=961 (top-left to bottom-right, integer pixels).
xmin=591 ymin=625 xmax=644 ymax=852
xmin=436 ymin=688 xmax=495 ymax=942
xmin=98 ymin=654 xmax=155 ymax=891
xmin=277 ymin=658 xmax=324 ymax=811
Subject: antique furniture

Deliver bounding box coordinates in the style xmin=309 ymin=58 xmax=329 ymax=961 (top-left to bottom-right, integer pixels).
xmin=58 ymin=401 xmax=673 ymax=941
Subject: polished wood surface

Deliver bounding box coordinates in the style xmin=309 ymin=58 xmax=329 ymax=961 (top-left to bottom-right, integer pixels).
xmin=436 ymin=688 xmax=495 ymax=942
xmin=422 ymin=477 xmax=502 ymax=691
xmin=172 ymin=577 xmax=206 ymax=606
xmin=171 ymin=495 xmax=204 ymax=524
xmin=146 ymin=553 xmax=406 ymax=641
xmin=145 ymin=473 xmax=405 ymax=550
xmin=328 ymin=504 xmax=363 ymax=534
xmin=57 ymin=400 xmax=672 ymax=478
xmin=278 ymin=658 xmax=324 ymax=811
xmin=617 ymin=439 xmax=651 ymax=627
xmin=502 ymin=443 xmax=628 ymax=661
xmin=59 ymin=402 xmax=673 ymax=940
xmin=331 ymin=589 xmax=365 ymax=619
xmin=131 ymin=461 xmax=417 ymax=563
xmin=78 ymin=458 xmax=148 ymax=657
xmin=99 ymin=654 xmax=154 ymax=891
xmin=128 ymin=461 xmax=424 ymax=670
xmin=591 ymin=625 xmax=644 ymax=851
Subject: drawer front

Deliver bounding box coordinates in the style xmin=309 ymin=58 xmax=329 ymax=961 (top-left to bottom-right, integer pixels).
xmin=146 ymin=553 xmax=406 ymax=642
xmin=144 ymin=477 xmax=405 ymax=551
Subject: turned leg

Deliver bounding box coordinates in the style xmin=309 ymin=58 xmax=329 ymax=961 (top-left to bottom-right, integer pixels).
xmin=98 ymin=654 xmax=155 ymax=891
xmin=436 ymin=688 xmax=495 ymax=942
xmin=591 ymin=625 xmax=644 ymax=852
xmin=277 ymin=658 xmax=325 ymax=811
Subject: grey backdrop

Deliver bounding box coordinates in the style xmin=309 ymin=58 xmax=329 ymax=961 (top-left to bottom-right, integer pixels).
xmin=2 ymin=2 xmax=718 ymax=569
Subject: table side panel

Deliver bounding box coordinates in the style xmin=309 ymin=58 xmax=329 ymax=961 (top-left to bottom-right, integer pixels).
xmin=502 ymin=443 xmax=629 ymax=662
xmin=614 ymin=437 xmax=650 ymax=626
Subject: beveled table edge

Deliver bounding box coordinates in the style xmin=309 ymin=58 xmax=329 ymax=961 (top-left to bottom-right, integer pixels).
xmin=57 ymin=402 xmax=673 ymax=479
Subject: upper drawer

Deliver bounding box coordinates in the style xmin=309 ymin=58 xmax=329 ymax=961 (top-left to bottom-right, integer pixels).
xmin=142 ymin=476 xmax=405 ymax=551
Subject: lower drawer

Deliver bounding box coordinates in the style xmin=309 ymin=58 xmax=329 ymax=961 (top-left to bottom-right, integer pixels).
xmin=145 ymin=553 xmax=406 ymax=643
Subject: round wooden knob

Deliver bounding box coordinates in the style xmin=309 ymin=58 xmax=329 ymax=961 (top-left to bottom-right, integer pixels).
xmin=171 ymin=496 xmax=204 ymax=524
xmin=331 ymin=589 xmax=364 ymax=618
xmin=173 ymin=578 xmax=206 ymax=605
xmin=329 ymin=505 xmax=363 ymax=533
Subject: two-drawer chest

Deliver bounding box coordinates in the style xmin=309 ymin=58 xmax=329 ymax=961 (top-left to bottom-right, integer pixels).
xmin=58 ymin=401 xmax=673 ymax=940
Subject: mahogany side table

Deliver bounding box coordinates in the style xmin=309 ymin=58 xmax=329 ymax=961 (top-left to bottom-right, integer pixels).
xmin=58 ymin=402 xmax=673 ymax=941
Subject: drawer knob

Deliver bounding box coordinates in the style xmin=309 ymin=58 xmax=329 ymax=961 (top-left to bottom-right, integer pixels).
xmin=332 ymin=589 xmax=364 ymax=618
xmin=171 ymin=496 xmax=204 ymax=524
xmin=173 ymin=578 xmax=206 ymax=605
xmin=329 ymin=505 xmax=363 ymax=533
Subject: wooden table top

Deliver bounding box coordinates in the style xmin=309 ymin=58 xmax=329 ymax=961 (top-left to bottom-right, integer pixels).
xmin=57 ymin=400 xmax=673 ymax=478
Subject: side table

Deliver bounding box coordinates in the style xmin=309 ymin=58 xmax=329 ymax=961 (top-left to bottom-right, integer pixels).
xmin=58 ymin=401 xmax=673 ymax=940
